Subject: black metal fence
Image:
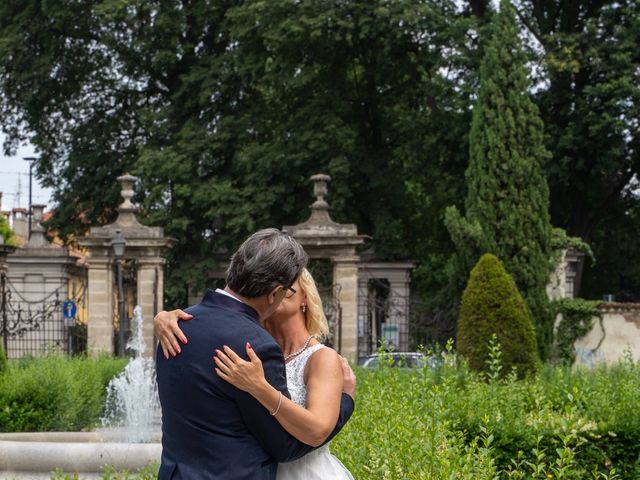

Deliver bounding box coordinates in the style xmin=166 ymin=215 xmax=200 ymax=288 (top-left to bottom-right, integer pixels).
xmin=408 ymin=297 xmax=457 ymax=350
xmin=113 ymin=258 xmax=137 ymax=355
xmin=358 ymin=277 xmax=457 ymax=355
xmin=318 ymin=283 xmax=342 ymax=352
xmin=0 ymin=271 xmax=87 ymax=359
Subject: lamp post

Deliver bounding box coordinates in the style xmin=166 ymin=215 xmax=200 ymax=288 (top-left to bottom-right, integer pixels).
xmin=111 ymin=229 xmax=126 ymax=356
xmin=23 ymin=157 xmax=37 ymax=241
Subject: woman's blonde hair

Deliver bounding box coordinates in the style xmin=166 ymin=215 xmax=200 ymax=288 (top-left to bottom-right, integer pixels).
xmin=299 ymin=268 xmax=330 ymax=339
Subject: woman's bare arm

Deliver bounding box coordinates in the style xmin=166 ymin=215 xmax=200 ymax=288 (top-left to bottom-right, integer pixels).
xmin=215 ymin=344 xmax=351 ymax=447
xmin=153 ymin=309 xmax=191 ymax=358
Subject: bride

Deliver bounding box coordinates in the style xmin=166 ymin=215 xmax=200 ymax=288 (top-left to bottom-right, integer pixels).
xmin=155 ymin=268 xmax=355 ymax=479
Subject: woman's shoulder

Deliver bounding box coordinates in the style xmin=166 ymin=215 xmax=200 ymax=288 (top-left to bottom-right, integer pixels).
xmin=306 ymin=345 xmax=342 ymax=371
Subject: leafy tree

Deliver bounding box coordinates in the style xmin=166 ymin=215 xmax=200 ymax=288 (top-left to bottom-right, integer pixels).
xmin=457 ymin=253 xmax=540 ymax=377
xmin=0 ymin=0 xmax=474 ymax=308
xmin=511 ymin=0 xmax=640 ymax=298
xmin=580 ymin=197 xmax=640 ymax=302
xmin=0 ymin=215 xmax=14 ymax=246
xmin=446 ymin=0 xmax=553 ymax=358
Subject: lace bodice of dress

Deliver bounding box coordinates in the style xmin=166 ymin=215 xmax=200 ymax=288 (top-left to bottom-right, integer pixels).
xmin=277 ymin=342 xmax=354 ymax=480
xmin=285 ymin=343 xmax=325 ymax=407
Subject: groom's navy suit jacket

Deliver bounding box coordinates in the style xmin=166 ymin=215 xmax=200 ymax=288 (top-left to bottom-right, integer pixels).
xmin=156 ymin=290 xmax=355 ymax=480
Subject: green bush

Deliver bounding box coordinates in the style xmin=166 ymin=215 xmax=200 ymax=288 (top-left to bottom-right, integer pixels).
xmin=51 ymin=463 xmax=159 ymax=480
xmin=0 ymin=354 xmax=126 ymax=432
xmin=457 ymin=253 xmax=540 ymax=377
xmin=330 ymin=351 xmax=640 ymax=479
xmin=0 ymin=343 xmax=7 ymax=375
xmin=0 ymin=214 xmax=15 ymax=246
xmin=333 ymin=361 xmax=498 ymax=479
xmin=5 ymin=349 xmax=640 ymax=479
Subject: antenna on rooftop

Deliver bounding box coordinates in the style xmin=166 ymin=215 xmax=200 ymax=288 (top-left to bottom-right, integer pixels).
xmin=14 ymin=173 xmax=22 ymax=208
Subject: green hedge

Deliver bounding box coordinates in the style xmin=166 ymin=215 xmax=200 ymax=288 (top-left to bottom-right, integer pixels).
xmin=332 ymin=352 xmax=638 ymax=479
xmin=0 ymin=354 xmax=126 ymax=432
xmin=3 ymin=351 xmax=639 ymax=479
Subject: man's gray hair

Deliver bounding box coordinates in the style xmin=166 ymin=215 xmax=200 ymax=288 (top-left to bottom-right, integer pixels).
xmin=226 ymin=228 xmax=309 ymax=298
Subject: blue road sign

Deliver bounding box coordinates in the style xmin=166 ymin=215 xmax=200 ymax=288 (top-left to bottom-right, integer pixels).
xmin=63 ymin=300 xmax=77 ymax=326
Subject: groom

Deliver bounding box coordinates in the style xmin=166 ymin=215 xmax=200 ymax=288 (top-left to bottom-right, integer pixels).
xmin=155 ymin=228 xmax=355 ymax=479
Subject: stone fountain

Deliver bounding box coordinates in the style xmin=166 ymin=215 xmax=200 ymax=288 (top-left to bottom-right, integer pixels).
xmin=0 ymin=306 xmax=161 ymax=479
xmin=0 ymin=175 xmax=170 ymax=478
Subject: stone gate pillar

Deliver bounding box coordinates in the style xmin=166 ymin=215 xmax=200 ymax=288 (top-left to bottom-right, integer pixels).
xmin=137 ymin=259 xmax=165 ymax=353
xmin=79 ymin=175 xmax=172 ymax=357
xmin=87 ymin=256 xmax=114 ymax=353
xmin=283 ymin=174 xmax=364 ymax=362
xmin=332 ymin=255 xmax=359 ymax=360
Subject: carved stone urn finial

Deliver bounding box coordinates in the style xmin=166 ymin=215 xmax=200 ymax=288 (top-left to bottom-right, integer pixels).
xmin=115 ymin=173 xmax=141 ymax=226
xmin=307 ymin=173 xmax=334 ymax=225
xmin=310 ymin=174 xmax=331 ymax=210
xmin=26 ymin=204 xmax=48 ymax=247
xmin=117 ymin=174 xmax=139 ymax=212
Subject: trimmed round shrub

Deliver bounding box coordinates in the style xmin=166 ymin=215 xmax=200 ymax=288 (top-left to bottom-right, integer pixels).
xmin=457 ymin=253 xmax=540 ymax=377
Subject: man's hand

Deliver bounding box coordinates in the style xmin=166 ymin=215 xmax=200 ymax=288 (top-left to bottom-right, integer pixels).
xmin=340 ymin=356 xmax=356 ymax=400
xmin=154 ymin=309 xmax=192 ymax=359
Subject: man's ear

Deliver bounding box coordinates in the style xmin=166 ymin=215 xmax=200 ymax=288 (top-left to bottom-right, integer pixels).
xmin=267 ymin=286 xmax=282 ymax=305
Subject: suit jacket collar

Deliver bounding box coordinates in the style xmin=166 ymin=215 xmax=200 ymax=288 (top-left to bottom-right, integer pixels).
xmin=200 ymin=289 xmax=260 ymax=324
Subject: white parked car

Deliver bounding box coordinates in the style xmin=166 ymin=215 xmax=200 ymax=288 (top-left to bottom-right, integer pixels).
xmin=358 ymin=352 xmax=441 ymax=369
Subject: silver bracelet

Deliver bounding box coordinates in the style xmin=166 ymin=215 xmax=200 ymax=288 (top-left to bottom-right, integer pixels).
xmin=270 ymin=391 xmax=283 ymax=416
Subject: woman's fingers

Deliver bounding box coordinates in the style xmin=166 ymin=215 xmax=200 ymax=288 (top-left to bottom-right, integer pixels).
xmin=167 ymin=335 xmax=181 ymax=357
xmin=340 ymin=356 xmax=357 ymax=399
xmin=215 ymin=348 xmax=233 ymax=366
xmin=222 ymin=345 xmax=243 ymax=362
xmin=174 ymin=309 xmax=194 ymax=322
xmin=214 ymin=354 xmax=232 ymax=375
xmin=246 ymin=343 xmax=260 ymax=364
xmin=154 ymin=309 xmax=192 ymax=358
xmin=171 ymin=323 xmax=188 ymax=345
xmin=215 ymin=367 xmax=230 ymax=381
xmin=214 ymin=344 xmax=264 ymax=394
xmin=160 ymin=333 xmax=177 ymax=359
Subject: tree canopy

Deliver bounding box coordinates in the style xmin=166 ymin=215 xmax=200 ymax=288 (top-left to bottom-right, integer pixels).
xmin=445 ymin=0 xmax=553 ymax=357
xmin=1 ymin=0 xmax=639 ymax=334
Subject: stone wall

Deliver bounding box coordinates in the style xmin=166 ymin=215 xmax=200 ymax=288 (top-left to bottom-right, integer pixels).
xmin=574 ymin=303 xmax=640 ymax=367
xmin=5 ymin=205 xmax=81 ymax=358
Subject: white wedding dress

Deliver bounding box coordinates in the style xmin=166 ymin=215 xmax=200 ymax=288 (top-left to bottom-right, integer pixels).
xmin=277 ymin=344 xmax=355 ymax=480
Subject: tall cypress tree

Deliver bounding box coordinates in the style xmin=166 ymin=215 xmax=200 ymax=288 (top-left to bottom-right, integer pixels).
xmin=445 ymin=0 xmax=553 ymax=358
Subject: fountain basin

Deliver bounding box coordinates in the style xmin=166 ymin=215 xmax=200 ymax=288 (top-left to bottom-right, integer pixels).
xmin=0 ymin=432 xmax=161 ymax=479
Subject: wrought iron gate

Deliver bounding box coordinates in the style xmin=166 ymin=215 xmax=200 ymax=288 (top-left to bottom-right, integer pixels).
xmin=318 ymin=283 xmax=342 ymax=351
xmin=0 ymin=270 xmax=87 ymax=358
xmin=308 ymin=259 xmax=342 ymax=350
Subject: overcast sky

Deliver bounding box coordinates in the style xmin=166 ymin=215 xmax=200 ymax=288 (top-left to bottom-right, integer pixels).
xmin=0 ymin=134 xmax=53 ymax=212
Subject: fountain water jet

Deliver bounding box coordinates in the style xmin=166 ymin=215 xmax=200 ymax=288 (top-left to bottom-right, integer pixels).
xmin=101 ymin=306 xmax=160 ymax=443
